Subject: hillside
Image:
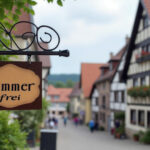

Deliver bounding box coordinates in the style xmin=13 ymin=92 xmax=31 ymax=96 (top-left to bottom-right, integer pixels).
xmin=48 ymin=74 xmax=80 ymax=84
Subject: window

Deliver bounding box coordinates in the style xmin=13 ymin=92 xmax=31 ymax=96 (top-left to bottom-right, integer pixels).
xmin=141 ymin=77 xmax=146 ymax=86
xmin=54 ymin=95 xmax=59 ymax=100
xmin=131 ymin=109 xmax=136 ymax=125
xmin=148 ymin=111 xmax=150 ymax=128
xmin=100 ymin=113 xmax=105 ymax=123
xmin=95 ymin=97 xmax=99 ymax=106
xmin=148 ymin=44 xmax=150 ymax=52
xmin=114 ymin=91 xmax=118 ymax=102
xmin=121 ymin=91 xmax=125 ymax=103
xmin=138 ymin=110 xmax=145 ymax=127
xmin=133 ymin=78 xmax=138 ymax=87
xmin=102 ymin=96 xmax=106 ymax=109
xmin=143 ymin=16 xmax=149 ymax=29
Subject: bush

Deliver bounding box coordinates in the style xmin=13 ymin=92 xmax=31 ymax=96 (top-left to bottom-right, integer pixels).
xmin=0 ymin=111 xmax=27 ymax=150
xmin=140 ymin=130 xmax=150 ymax=144
xmin=115 ymin=125 xmax=125 ymax=134
xmin=14 ymin=98 xmax=49 ymax=134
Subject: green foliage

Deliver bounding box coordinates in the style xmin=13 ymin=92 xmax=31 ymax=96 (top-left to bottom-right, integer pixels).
xmin=66 ymin=80 xmax=74 ymax=88
xmin=0 ymin=111 xmax=26 ymax=150
xmin=128 ymin=86 xmax=150 ymax=98
xmin=48 ymin=74 xmax=80 ymax=85
xmin=140 ymin=130 xmax=150 ymax=144
xmin=55 ymin=81 xmax=66 ymax=88
xmin=0 ymin=0 xmax=64 ymax=61
xmin=114 ymin=112 xmax=125 ymax=121
xmin=52 ymin=80 xmax=75 ymax=88
xmin=115 ymin=125 xmax=125 ymax=135
xmin=66 ymin=103 xmax=70 ymax=113
xmin=14 ymin=98 xmax=49 ymax=133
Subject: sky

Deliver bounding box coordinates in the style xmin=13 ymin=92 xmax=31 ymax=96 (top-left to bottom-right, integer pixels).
xmin=33 ymin=0 xmax=139 ymax=74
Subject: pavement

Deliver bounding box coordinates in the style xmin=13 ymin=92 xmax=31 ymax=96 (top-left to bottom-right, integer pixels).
xmin=57 ymin=119 xmax=150 ymax=150
xmin=31 ymin=119 xmax=150 ymax=150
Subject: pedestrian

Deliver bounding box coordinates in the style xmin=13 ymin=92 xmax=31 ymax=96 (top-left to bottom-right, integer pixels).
xmin=74 ymin=117 xmax=78 ymax=127
xmin=63 ymin=116 xmax=68 ymax=127
xmin=49 ymin=119 xmax=55 ymax=129
xmin=89 ymin=120 xmax=95 ymax=133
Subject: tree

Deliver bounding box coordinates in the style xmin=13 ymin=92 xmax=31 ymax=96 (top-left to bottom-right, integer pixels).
xmin=55 ymin=81 xmax=66 ymax=88
xmin=0 ymin=111 xmax=26 ymax=150
xmin=66 ymin=80 xmax=75 ymax=88
xmin=14 ymin=98 xmax=49 ymax=134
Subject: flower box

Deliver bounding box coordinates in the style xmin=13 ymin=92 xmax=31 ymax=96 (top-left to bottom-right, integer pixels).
xmin=127 ymin=86 xmax=150 ymax=98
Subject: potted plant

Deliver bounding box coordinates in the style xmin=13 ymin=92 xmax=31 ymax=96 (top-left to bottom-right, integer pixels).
xmin=133 ymin=133 xmax=139 ymax=141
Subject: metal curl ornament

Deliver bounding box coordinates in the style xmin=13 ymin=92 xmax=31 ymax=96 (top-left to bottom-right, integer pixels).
xmin=0 ymin=21 xmax=69 ymax=57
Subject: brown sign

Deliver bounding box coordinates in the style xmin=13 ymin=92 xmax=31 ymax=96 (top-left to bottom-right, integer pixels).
xmin=0 ymin=62 xmax=42 ymax=110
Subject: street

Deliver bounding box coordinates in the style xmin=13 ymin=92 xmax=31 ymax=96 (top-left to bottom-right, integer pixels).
xmin=57 ymin=120 xmax=150 ymax=150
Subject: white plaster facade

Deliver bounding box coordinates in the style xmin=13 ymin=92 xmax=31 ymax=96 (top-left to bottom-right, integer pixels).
xmin=126 ymin=5 xmax=150 ymax=136
xmin=91 ymin=88 xmax=99 ymax=121
xmin=110 ymin=51 xmax=127 ymax=128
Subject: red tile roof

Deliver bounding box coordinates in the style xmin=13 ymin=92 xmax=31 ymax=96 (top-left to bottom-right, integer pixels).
xmin=37 ymin=43 xmax=51 ymax=68
xmin=47 ymin=85 xmax=72 ymax=103
xmin=80 ymin=63 xmax=105 ymax=98
xmin=143 ymin=0 xmax=150 ymax=16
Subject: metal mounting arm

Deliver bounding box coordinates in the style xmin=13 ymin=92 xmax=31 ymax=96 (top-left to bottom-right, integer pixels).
xmin=0 ymin=21 xmax=70 ymax=57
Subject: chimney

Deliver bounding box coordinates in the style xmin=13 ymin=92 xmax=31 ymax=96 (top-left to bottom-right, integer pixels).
xmin=110 ymin=52 xmax=113 ymax=59
xmin=125 ymin=35 xmax=129 ymax=44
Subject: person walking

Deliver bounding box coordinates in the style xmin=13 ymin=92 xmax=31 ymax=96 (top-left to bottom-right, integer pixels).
xmin=89 ymin=120 xmax=95 ymax=133
xmin=63 ymin=116 xmax=68 ymax=127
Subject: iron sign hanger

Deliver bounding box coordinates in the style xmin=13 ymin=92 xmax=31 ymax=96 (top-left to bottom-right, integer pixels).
xmin=0 ymin=21 xmax=69 ymax=57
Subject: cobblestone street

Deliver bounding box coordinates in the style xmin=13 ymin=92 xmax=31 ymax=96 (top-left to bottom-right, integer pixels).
xmin=57 ymin=120 xmax=150 ymax=150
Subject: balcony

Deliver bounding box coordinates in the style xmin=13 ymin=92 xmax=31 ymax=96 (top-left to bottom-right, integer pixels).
xmin=136 ymin=50 xmax=150 ymax=63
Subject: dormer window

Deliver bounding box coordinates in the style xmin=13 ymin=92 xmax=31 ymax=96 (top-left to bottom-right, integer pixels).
xmin=143 ymin=15 xmax=149 ymax=29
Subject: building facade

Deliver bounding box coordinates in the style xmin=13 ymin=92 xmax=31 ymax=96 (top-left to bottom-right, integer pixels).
xmin=96 ymin=49 xmax=125 ymax=131
xmin=90 ymin=87 xmax=99 ymax=122
xmin=122 ymin=0 xmax=150 ymax=138
xmin=47 ymin=85 xmax=72 ymax=116
xmin=110 ymin=41 xmax=129 ymax=129
xmin=80 ymin=63 xmax=104 ymax=124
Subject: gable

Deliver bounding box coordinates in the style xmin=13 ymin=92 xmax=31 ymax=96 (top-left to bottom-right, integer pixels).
xmin=122 ymin=0 xmax=150 ymax=81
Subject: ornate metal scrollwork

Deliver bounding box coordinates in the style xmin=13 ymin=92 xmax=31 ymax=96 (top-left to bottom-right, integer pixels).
xmin=0 ymin=21 xmax=69 ymax=57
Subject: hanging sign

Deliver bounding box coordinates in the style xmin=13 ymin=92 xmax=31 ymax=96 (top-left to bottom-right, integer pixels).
xmin=0 ymin=62 xmax=42 ymax=110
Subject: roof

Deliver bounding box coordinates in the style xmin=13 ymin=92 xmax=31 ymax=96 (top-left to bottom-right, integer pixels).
xmin=12 ymin=9 xmax=33 ymax=36
xmin=122 ymin=0 xmax=150 ymax=81
xmin=47 ymin=85 xmax=72 ymax=103
xmin=96 ymin=44 xmax=128 ymax=83
xmin=37 ymin=43 xmax=51 ymax=68
xmin=142 ymin=0 xmax=150 ymax=17
xmin=69 ymin=82 xmax=81 ymax=98
xmin=80 ymin=63 xmax=105 ymax=98
xmin=109 ymin=48 xmax=125 ymax=62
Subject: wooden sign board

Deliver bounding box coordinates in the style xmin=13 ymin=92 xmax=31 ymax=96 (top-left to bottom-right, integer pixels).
xmin=0 ymin=62 xmax=42 ymax=110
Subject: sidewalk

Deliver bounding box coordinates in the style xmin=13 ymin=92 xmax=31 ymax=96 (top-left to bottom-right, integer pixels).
xmin=30 ymin=147 xmax=39 ymax=150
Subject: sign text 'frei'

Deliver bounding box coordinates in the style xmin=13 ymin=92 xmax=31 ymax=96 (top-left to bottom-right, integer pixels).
xmin=0 ymin=62 xmax=42 ymax=110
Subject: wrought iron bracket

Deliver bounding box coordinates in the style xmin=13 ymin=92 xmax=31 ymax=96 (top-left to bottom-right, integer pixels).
xmin=0 ymin=21 xmax=69 ymax=57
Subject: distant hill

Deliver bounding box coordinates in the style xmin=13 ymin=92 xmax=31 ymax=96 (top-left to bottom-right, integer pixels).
xmin=48 ymin=74 xmax=80 ymax=84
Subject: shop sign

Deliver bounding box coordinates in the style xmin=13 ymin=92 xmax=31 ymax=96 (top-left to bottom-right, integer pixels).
xmin=0 ymin=62 xmax=42 ymax=110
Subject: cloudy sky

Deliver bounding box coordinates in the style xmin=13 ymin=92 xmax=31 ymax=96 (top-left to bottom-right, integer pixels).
xmin=33 ymin=0 xmax=139 ymax=74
